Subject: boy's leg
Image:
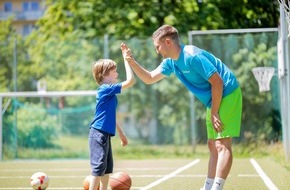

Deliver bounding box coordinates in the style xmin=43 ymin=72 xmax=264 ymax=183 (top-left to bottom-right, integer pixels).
xmin=99 ymin=137 xmax=113 ymax=190
xmin=89 ymin=176 xmax=100 ymax=190
xmin=99 ymin=174 xmax=109 ymax=190
xmin=89 ymin=128 xmax=111 ymax=190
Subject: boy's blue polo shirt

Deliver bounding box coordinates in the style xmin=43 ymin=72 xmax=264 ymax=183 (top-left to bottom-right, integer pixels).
xmin=90 ymin=83 xmax=122 ymax=136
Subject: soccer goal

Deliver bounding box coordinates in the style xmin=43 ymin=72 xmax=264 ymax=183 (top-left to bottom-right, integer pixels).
xmin=0 ymin=90 xmax=97 ymax=160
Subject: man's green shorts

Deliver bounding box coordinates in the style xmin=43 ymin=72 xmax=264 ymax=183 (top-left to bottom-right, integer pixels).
xmin=206 ymin=87 xmax=242 ymax=139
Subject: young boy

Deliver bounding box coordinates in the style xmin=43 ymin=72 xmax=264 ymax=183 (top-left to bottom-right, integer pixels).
xmin=89 ymin=43 xmax=135 ymax=190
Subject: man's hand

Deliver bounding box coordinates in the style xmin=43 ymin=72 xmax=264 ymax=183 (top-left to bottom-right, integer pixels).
xmin=211 ymin=113 xmax=223 ymax=133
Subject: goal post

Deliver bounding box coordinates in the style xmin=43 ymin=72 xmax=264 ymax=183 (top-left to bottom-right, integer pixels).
xmin=278 ymin=0 xmax=290 ymax=161
xmin=0 ymin=90 xmax=97 ymax=161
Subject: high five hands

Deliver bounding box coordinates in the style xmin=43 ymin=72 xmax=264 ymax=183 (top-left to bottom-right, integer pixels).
xmin=120 ymin=43 xmax=133 ymax=62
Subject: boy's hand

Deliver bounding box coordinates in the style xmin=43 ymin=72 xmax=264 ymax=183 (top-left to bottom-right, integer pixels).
xmin=119 ymin=133 xmax=128 ymax=146
xmin=121 ymin=43 xmax=133 ymax=62
xmin=116 ymin=123 xmax=128 ymax=147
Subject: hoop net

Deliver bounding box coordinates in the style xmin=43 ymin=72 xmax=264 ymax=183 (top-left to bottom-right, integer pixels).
xmin=252 ymin=67 xmax=275 ymax=92
xmin=278 ymin=0 xmax=290 ymax=37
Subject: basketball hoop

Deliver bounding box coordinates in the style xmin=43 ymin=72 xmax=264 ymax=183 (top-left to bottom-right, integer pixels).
xmin=37 ymin=80 xmax=47 ymax=93
xmin=278 ymin=0 xmax=290 ymax=37
xmin=252 ymin=67 xmax=275 ymax=92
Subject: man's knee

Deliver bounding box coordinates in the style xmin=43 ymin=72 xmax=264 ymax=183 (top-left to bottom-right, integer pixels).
xmin=208 ymin=139 xmax=218 ymax=154
xmin=208 ymin=139 xmax=215 ymax=148
xmin=215 ymin=138 xmax=232 ymax=152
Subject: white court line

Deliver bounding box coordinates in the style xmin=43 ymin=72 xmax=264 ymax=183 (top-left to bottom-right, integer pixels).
xmin=140 ymin=159 xmax=200 ymax=190
xmin=250 ymin=158 xmax=278 ymax=190
xmin=131 ymin=174 xmax=205 ymax=178
xmin=238 ymin=174 xmax=259 ymax=177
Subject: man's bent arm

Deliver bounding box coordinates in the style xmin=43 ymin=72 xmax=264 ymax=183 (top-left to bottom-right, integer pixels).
xmin=128 ymin=59 xmax=165 ymax=84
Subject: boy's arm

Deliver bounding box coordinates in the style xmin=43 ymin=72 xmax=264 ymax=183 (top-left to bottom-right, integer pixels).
xmin=116 ymin=122 xmax=128 ymax=146
xmin=120 ymin=43 xmax=135 ymax=90
xmin=121 ymin=43 xmax=165 ymax=85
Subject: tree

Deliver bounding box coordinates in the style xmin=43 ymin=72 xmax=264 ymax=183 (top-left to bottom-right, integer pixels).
xmin=0 ymin=19 xmax=36 ymax=92
xmin=208 ymin=0 xmax=279 ymax=29
xmin=0 ymin=19 xmax=16 ymax=92
xmin=24 ymin=0 xmax=280 ymax=144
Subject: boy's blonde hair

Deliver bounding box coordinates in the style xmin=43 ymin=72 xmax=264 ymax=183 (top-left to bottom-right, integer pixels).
xmin=92 ymin=59 xmax=117 ymax=85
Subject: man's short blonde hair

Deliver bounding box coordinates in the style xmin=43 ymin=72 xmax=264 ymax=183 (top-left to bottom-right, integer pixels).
xmin=92 ymin=59 xmax=117 ymax=85
xmin=152 ymin=25 xmax=179 ymax=43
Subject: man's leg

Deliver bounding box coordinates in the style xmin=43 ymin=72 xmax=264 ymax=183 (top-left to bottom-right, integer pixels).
xmin=201 ymin=139 xmax=218 ymax=190
xmin=208 ymin=139 xmax=219 ymax=178
xmin=211 ymin=137 xmax=233 ymax=190
xmin=215 ymin=137 xmax=232 ymax=178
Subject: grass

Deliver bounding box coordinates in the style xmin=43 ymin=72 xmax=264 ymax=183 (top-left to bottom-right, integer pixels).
xmin=14 ymin=135 xmax=89 ymax=159
xmin=4 ymin=135 xmax=290 ymax=170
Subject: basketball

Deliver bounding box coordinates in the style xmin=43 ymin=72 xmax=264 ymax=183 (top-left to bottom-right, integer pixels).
xmin=110 ymin=172 xmax=132 ymax=190
xmin=83 ymin=175 xmax=99 ymax=190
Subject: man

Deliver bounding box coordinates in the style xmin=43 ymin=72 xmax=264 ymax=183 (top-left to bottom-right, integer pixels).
xmin=124 ymin=25 xmax=242 ymax=190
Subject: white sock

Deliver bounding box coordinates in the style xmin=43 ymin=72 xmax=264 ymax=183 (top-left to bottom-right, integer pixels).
xmin=201 ymin=177 xmax=214 ymax=190
xmin=211 ymin=177 xmax=225 ymax=190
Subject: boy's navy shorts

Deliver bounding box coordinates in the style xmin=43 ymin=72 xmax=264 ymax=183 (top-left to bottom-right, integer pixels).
xmin=89 ymin=127 xmax=113 ymax=176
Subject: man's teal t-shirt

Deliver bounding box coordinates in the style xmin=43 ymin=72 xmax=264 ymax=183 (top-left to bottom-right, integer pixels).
xmin=160 ymin=45 xmax=239 ymax=108
xmin=90 ymin=83 xmax=122 ymax=136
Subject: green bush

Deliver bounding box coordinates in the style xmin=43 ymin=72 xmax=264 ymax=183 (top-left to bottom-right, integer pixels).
xmin=12 ymin=102 xmax=59 ymax=148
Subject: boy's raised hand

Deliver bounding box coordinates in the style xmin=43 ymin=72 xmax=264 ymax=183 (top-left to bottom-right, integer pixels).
xmin=120 ymin=43 xmax=133 ymax=62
